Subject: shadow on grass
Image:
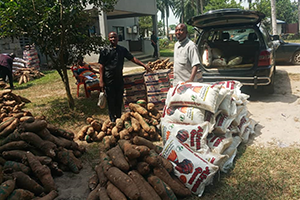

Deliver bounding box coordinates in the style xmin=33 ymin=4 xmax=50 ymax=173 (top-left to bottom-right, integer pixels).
xmin=14 ymin=83 xmax=34 ymax=90
xmin=40 ymin=92 xmax=108 ymax=127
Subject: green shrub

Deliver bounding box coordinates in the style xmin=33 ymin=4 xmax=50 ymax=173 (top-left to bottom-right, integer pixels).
xmin=159 ymin=38 xmax=170 ymax=48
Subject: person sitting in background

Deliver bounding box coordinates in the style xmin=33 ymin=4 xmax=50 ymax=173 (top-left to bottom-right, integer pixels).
xmin=71 ymin=56 xmax=100 ymax=93
xmin=0 ymin=53 xmax=16 ymax=89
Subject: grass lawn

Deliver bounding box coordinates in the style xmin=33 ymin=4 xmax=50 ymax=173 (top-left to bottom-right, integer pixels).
xmin=160 ymin=48 xmax=174 ymax=57
xmin=9 ymin=67 xmax=300 ymax=199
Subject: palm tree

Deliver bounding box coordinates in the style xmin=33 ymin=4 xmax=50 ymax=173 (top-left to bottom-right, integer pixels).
xmin=270 ymin=0 xmax=277 ymax=35
xmin=173 ymin=0 xmax=198 ymax=23
xmin=156 ymin=0 xmax=174 ymax=36
xmin=157 ymin=0 xmax=166 ymax=35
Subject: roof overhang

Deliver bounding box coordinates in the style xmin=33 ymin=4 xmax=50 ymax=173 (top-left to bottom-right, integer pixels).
xmin=107 ymin=10 xmax=151 ymax=19
xmin=86 ymin=0 xmax=157 ymax=19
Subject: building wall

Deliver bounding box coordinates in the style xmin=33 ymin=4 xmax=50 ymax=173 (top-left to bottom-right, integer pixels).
xmin=286 ymin=23 xmax=298 ymax=33
xmin=277 ymin=24 xmax=282 ymax=34
xmin=0 ymin=38 xmax=23 ymax=57
xmin=108 ymin=17 xmax=140 ymax=42
xmin=114 ymin=0 xmax=156 ymax=15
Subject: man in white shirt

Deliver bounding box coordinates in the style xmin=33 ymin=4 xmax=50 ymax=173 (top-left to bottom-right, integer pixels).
xmin=173 ymin=23 xmax=202 ymax=86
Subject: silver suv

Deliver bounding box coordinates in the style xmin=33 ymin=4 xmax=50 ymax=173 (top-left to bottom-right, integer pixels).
xmin=187 ymin=8 xmax=279 ymax=93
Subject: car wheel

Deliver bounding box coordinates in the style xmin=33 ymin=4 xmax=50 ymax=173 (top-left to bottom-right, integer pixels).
xmin=264 ymin=72 xmax=275 ymax=94
xmin=292 ymin=51 xmax=300 ymax=65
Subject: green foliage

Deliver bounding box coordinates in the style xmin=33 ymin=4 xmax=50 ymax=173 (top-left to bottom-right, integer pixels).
xmin=187 ymin=25 xmax=195 ymax=35
xmin=204 ymin=0 xmax=242 ymax=13
xmin=253 ymin=0 xmax=270 ymax=17
xmin=169 ymin=24 xmax=176 ymax=30
xmin=276 ymin=0 xmax=298 ymax=24
xmin=0 ymin=0 xmax=117 ymax=109
xmin=159 ymin=38 xmax=170 ymax=48
xmin=139 ymin=16 xmax=153 ymax=36
xmin=0 ymin=0 xmax=116 ymax=61
xmin=253 ymin=0 xmax=298 ymax=24
xmin=158 ymin=20 xmax=165 ymax=36
xmin=159 ymin=42 xmax=174 ymax=57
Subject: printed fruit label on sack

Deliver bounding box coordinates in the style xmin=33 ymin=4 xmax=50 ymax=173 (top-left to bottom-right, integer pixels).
xmin=161 ymin=106 xmax=215 ymax=129
xmin=207 ymin=132 xmax=233 ymax=154
xmin=167 ymin=82 xmax=221 ymax=113
xmin=161 ymin=121 xmax=210 ymax=152
xmin=214 ymin=112 xmax=236 ymax=134
xmin=160 ymin=135 xmax=219 ymax=197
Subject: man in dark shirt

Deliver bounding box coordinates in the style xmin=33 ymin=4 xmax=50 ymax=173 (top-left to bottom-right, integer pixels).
xmin=151 ymin=31 xmax=158 ymax=58
xmin=98 ymin=31 xmax=150 ymax=122
xmin=0 ymin=53 xmax=16 ymax=89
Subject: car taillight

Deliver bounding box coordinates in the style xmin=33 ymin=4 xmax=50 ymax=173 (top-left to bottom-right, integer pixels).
xmin=258 ymin=50 xmax=271 ymax=66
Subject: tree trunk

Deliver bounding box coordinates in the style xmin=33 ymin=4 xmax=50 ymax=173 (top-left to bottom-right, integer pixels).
xmin=196 ymin=0 xmax=200 ymax=15
xmin=163 ymin=17 xmax=166 ymax=36
xmin=62 ymin=67 xmax=75 ymax=109
xmin=298 ymin=0 xmax=300 ymax=34
xmin=181 ymin=0 xmax=184 ymax=23
xmin=166 ymin=10 xmax=169 ymax=38
xmin=200 ymin=0 xmax=203 ymax=14
xmin=59 ymin=0 xmax=74 ymax=110
xmin=270 ymin=0 xmax=277 ymax=35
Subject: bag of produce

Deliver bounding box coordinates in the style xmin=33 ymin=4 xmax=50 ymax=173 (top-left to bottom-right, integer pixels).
xmin=97 ymin=92 xmax=106 ymax=109
xmin=161 ymin=121 xmax=210 ymax=152
xmin=166 ymin=82 xmax=221 ymax=113
xmin=160 ymin=135 xmax=219 ymax=197
xmin=161 ymin=106 xmax=215 ymax=129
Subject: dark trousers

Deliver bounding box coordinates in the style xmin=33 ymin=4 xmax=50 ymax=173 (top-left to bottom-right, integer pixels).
xmin=0 ymin=66 xmax=13 ymax=88
xmin=152 ymin=44 xmax=158 ymax=58
xmin=105 ymin=84 xmax=124 ymax=122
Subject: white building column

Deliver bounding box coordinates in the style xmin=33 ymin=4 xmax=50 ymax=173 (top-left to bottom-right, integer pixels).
xmin=152 ymin=14 xmax=160 ymax=57
xmin=99 ymin=10 xmax=108 ymax=39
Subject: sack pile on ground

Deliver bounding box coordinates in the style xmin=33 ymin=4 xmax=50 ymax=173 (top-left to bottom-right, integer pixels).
xmin=77 ymin=101 xmax=162 ymax=144
xmin=160 ymin=80 xmax=257 ymax=197
xmin=0 ymin=89 xmax=86 ymax=200
xmin=23 ymin=45 xmax=40 ymax=70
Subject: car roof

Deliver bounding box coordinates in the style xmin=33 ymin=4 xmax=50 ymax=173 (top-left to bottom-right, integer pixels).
xmin=187 ymin=8 xmax=265 ymax=29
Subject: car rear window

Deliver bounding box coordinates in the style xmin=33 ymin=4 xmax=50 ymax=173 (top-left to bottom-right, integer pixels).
xmin=202 ymin=28 xmax=257 ymax=44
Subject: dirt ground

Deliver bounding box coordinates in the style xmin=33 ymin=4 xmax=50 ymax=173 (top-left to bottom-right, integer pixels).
xmin=245 ymin=65 xmax=300 ymax=147
xmin=54 ymin=64 xmax=300 ymax=199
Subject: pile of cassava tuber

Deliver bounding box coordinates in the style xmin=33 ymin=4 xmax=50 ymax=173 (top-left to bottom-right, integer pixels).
xmin=84 ymin=100 xmax=192 ymax=200
xmin=13 ymin=68 xmax=45 ymax=85
xmin=147 ymin=58 xmax=174 ymax=71
xmin=86 ymin=135 xmax=192 ymax=200
xmin=77 ymin=101 xmax=162 ymax=145
xmin=0 ymin=89 xmax=31 ymax=122
xmin=0 ymin=89 xmax=86 ymax=200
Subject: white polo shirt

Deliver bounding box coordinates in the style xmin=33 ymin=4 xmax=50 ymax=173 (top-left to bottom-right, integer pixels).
xmin=173 ymin=37 xmax=201 ymax=86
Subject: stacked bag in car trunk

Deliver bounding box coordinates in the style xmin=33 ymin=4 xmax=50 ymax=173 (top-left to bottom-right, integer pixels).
xmin=160 ymin=80 xmax=257 ymax=197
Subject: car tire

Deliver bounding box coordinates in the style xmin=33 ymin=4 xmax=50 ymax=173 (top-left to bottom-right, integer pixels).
xmin=264 ymin=72 xmax=275 ymax=94
xmin=292 ymin=51 xmax=300 ymax=65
